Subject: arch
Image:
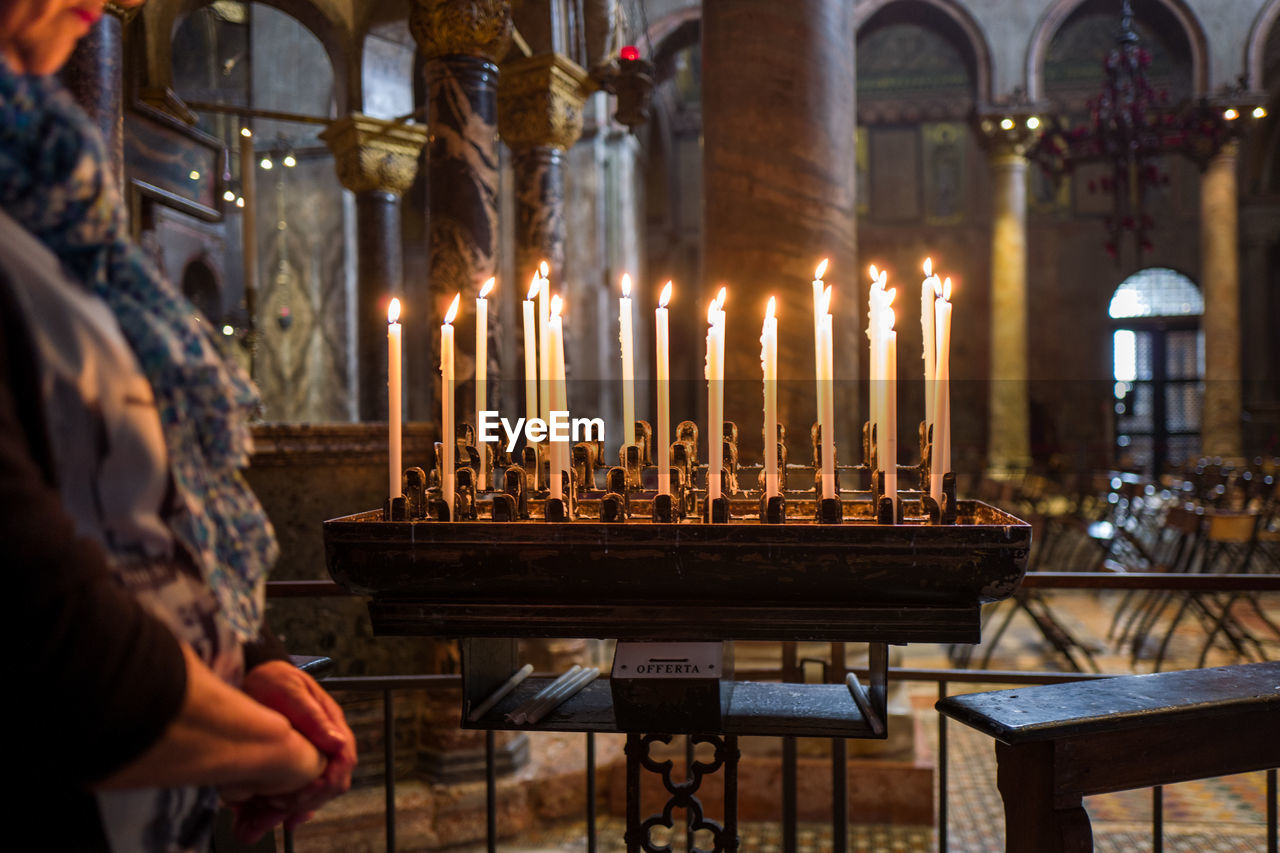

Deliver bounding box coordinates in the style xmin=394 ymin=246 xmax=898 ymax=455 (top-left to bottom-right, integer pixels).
xmin=1026 ymin=0 xmax=1208 ymax=101
xmin=853 ymin=0 xmax=994 ymax=105
xmin=1246 ymin=0 xmax=1280 ymax=91
xmin=146 ymin=0 xmax=351 ymax=115
xmin=181 ymin=256 xmax=223 ymax=323
xmin=643 ymin=6 xmax=701 ymax=61
xmin=1108 ymin=267 xmax=1203 ymax=319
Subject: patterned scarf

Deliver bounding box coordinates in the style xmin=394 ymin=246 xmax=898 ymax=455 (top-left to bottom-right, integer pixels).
xmin=0 ymin=60 xmax=276 ymax=640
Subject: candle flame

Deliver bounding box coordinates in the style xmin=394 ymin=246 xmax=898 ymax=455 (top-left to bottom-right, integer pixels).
xmin=822 ymin=284 xmax=833 ymax=315
xmin=526 ymin=274 xmax=541 ymax=301
xmin=923 ymin=257 xmax=933 ymax=277
xmin=659 ymin=280 xmax=673 ymax=307
xmin=388 ymin=297 xmax=401 ymax=324
xmin=715 ymin=286 xmax=727 ymax=309
xmin=815 ymin=258 xmax=829 ymax=280
xmin=885 ymin=287 xmax=897 ymax=307
xmin=539 ymin=260 xmax=549 ymax=278
xmin=550 ymin=293 xmax=563 ymax=318
xmin=444 ymin=293 xmax=460 ymax=325
xmin=878 ymin=270 xmax=888 ymax=288
xmin=933 ymin=277 xmax=944 ymax=299
xmin=943 ymin=276 xmax=953 ymax=301
xmin=479 ymin=277 xmax=495 ymax=299
xmin=869 ymin=264 xmax=879 ymax=281
xmin=766 ymin=296 xmax=776 ymax=321
xmin=621 ymin=273 xmax=632 ymax=297
xmin=707 ymin=301 xmax=718 ymax=325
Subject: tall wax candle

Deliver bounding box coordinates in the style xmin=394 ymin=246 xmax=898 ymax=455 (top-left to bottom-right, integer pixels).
xmin=656 ymin=281 xmax=673 ymax=495
xmin=619 ymin=273 xmax=635 ymax=449
xmin=523 ymin=276 xmax=540 ymax=432
xmin=705 ymin=287 xmax=727 ymax=502
xmin=881 ymin=302 xmax=898 ymax=519
xmin=388 ymin=298 xmax=402 ymax=500
xmin=931 ymin=278 xmax=953 ymax=505
xmin=867 ymin=267 xmax=884 ymax=467
xmin=921 ymin=258 xmax=937 ymax=430
xmin=761 ymin=296 xmax=779 ymax=497
xmin=442 ymin=293 xmax=460 ymax=519
xmin=538 ymin=261 xmax=550 ymax=427
xmin=475 ymin=276 xmax=494 ymax=488
xmin=812 ymin=258 xmax=828 ymax=407
xmin=549 ymin=294 xmax=567 ymax=501
xmin=819 ymin=286 xmax=836 ymax=500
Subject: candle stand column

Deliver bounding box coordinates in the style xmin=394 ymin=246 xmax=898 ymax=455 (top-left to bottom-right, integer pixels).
xmin=411 ymin=0 xmax=513 ymax=423
xmin=1200 ymin=140 xmax=1242 ymax=460
xmin=498 ymin=52 xmax=592 ymax=299
xmin=978 ymin=116 xmax=1038 ymax=476
xmin=321 ymin=115 xmax=428 ymax=421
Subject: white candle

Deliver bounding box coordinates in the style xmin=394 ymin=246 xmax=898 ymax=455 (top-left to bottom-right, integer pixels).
xmin=921 ymin=258 xmax=937 ymax=431
xmin=523 ymin=275 xmax=540 ymax=432
xmin=881 ymin=301 xmax=898 ymax=520
xmin=761 ymin=296 xmax=779 ymax=497
xmin=819 ymin=286 xmax=836 ymax=500
xmin=476 ymin=276 xmax=494 ymax=488
xmin=442 ymin=293 xmax=460 ymax=518
xmin=619 ymin=273 xmax=636 ymax=449
xmin=549 ymin=294 xmax=567 ymax=502
xmin=656 ymin=281 xmax=673 ymax=496
xmin=538 ymin=261 xmax=550 ymax=428
xmin=812 ymin=258 xmax=828 ymax=410
xmin=388 ymin=298 xmax=402 ymax=500
xmin=867 ymin=267 xmax=885 ymax=467
xmin=931 ymin=278 xmax=953 ymax=505
xmin=705 ymin=287 xmax=727 ymax=502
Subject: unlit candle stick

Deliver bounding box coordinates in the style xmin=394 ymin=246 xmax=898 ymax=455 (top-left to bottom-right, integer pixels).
xmin=467 ymin=663 xmax=533 ymax=722
xmin=506 ymin=665 xmax=581 ymax=724
xmin=526 ymin=667 xmax=601 ymax=725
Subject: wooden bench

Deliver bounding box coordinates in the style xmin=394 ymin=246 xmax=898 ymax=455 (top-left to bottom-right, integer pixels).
xmin=935 ymin=662 xmax=1280 ymax=852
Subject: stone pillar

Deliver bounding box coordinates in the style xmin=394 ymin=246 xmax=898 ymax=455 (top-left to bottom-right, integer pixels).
xmin=410 ymin=0 xmax=512 ymax=422
xmin=702 ymin=0 xmax=857 ymax=449
xmin=321 ymin=115 xmax=428 ymax=421
xmin=1200 ymin=140 xmax=1242 ymax=459
xmin=979 ymin=122 xmax=1035 ymax=475
xmin=60 ymin=3 xmax=136 ymax=189
xmin=498 ymin=53 xmax=591 ymax=293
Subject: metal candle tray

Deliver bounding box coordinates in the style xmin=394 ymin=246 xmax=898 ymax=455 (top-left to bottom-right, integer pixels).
xmin=323 ymin=499 xmax=1030 ymax=644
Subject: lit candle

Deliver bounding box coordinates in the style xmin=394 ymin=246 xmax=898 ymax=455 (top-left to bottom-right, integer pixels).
xmin=812 ymin=258 xmax=829 ymax=406
xmin=442 ymin=293 xmax=460 ymax=519
xmin=880 ymin=298 xmax=898 ymax=519
xmin=931 ymin=278 xmax=952 ymax=505
xmin=819 ymin=286 xmax=836 ymax=500
xmin=705 ymin=287 xmax=727 ymax=502
xmin=538 ymin=261 xmax=550 ymax=427
xmin=549 ymin=294 xmax=567 ymax=502
xmin=867 ymin=266 xmax=885 ymax=463
xmin=619 ymin=273 xmax=636 ymax=449
xmin=523 ymin=275 xmax=540 ymax=434
xmin=388 ymin=298 xmax=402 ymax=501
xmin=921 ymin=257 xmax=937 ymax=431
xmin=761 ymin=296 xmax=779 ymax=497
xmin=476 ymin=276 xmax=494 ymax=488
xmin=656 ymin=281 xmax=673 ymax=496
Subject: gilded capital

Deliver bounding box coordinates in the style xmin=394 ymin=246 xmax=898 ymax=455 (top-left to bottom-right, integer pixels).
xmin=498 ymin=52 xmax=594 ymax=151
xmin=410 ymin=0 xmax=513 ymax=63
xmin=320 ymin=114 xmax=429 ymax=196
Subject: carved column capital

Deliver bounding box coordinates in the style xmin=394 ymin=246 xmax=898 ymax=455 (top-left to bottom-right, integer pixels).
xmin=410 ymin=0 xmax=513 ymax=63
xmin=320 ymin=114 xmax=429 ymax=196
xmin=498 ymin=52 xmax=594 ymax=151
xmin=975 ymin=111 xmax=1043 ymax=161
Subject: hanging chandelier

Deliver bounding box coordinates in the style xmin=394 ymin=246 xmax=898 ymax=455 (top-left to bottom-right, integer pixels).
xmin=1031 ymin=0 xmax=1266 ymax=260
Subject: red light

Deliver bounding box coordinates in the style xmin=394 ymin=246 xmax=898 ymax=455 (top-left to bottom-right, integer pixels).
xmin=620 ymin=45 xmax=640 ymax=62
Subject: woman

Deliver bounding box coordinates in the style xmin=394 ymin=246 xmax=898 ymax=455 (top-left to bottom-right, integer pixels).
xmin=0 ymin=2 xmax=356 ymax=849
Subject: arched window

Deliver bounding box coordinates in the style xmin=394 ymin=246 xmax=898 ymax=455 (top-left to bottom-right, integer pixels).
xmin=1111 ymin=268 xmax=1203 ymax=474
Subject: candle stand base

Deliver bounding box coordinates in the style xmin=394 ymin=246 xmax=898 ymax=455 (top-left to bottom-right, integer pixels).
xmin=760 ymin=495 xmax=786 ymax=524
xmin=702 ymin=496 xmax=732 ymax=524
xmin=818 ymin=497 xmax=843 ymax=524
xmin=651 ymin=493 xmax=677 ymax=523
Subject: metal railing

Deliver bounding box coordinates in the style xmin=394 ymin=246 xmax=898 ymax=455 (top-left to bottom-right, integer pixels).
xmin=270 ymin=573 xmax=1279 ymax=853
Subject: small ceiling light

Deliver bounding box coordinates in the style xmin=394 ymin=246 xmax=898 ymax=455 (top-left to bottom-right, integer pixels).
xmin=240 ymin=127 xmax=252 ymax=138
xmin=283 ymin=152 xmax=297 ymax=168
xmin=222 ymin=324 xmax=235 ymax=336
xmin=1252 ymin=106 xmax=1267 ymax=119
xmin=1000 ymin=117 xmax=1014 ymax=130
xmin=189 ymin=170 xmax=201 ymax=181
xmin=223 ymin=189 xmax=236 ymax=202
xmin=1223 ymin=108 xmax=1239 ymax=121
xmin=1026 ymin=116 xmax=1041 ymax=130
xmin=235 ymin=196 xmax=245 ymax=208
xmin=260 ymin=156 xmax=273 ymax=170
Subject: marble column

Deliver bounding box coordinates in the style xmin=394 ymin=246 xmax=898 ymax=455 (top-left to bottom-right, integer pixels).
xmin=321 ymin=115 xmax=428 ymax=421
xmin=498 ymin=53 xmax=591 ymax=293
xmin=59 ymin=3 xmax=136 ymax=190
xmin=702 ymin=0 xmax=857 ymax=449
xmin=1200 ymin=140 xmax=1242 ymax=459
xmin=980 ymin=123 xmax=1035 ymax=475
xmin=410 ymin=0 xmax=512 ymax=423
